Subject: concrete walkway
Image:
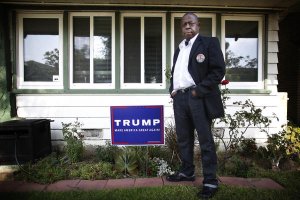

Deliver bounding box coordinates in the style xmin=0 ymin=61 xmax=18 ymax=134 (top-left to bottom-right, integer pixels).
xmin=0 ymin=176 xmax=284 ymax=192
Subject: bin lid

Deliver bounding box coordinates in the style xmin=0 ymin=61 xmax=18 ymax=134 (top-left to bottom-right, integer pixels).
xmin=0 ymin=119 xmax=51 ymax=128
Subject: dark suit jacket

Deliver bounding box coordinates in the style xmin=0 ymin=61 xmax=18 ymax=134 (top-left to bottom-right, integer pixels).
xmin=169 ymin=35 xmax=226 ymax=119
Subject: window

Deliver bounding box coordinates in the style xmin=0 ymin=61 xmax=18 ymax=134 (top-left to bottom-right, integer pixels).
xmin=121 ymin=13 xmax=166 ymax=89
xmin=70 ymin=12 xmax=115 ymax=89
xmin=17 ymin=13 xmax=63 ymax=89
xmin=221 ymin=15 xmax=263 ymax=89
xmin=172 ymin=13 xmax=216 ymax=53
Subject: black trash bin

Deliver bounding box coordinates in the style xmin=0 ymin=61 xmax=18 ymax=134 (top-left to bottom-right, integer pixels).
xmin=0 ymin=119 xmax=52 ymax=164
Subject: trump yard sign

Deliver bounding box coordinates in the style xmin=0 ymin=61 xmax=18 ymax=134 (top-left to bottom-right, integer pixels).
xmin=110 ymin=106 xmax=164 ymax=145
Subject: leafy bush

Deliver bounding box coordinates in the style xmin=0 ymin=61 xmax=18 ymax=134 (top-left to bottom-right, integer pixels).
xmin=95 ymin=143 xmax=178 ymax=178
xmin=214 ymin=81 xmax=276 ymax=172
xmin=238 ymin=138 xmax=257 ymax=157
xmin=283 ymin=123 xmax=300 ymax=157
xmin=223 ymin=155 xmax=254 ymax=178
xmin=114 ymin=147 xmax=139 ymax=176
xmin=14 ymin=153 xmax=67 ymax=183
xmin=148 ymin=157 xmax=174 ymax=177
xmin=164 ymin=121 xmax=181 ymax=166
xmin=256 ymin=122 xmax=300 ymax=170
xmin=61 ymin=120 xmax=84 ymax=163
xmin=95 ymin=141 xmax=120 ymax=164
xmin=69 ymin=162 xmax=118 ymax=180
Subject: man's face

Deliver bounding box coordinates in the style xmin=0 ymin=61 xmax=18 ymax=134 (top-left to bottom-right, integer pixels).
xmin=181 ymin=14 xmax=199 ymax=40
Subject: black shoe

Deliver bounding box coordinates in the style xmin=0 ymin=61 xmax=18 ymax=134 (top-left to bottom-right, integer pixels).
xmin=166 ymin=172 xmax=195 ymax=182
xmin=198 ymin=186 xmax=218 ymax=199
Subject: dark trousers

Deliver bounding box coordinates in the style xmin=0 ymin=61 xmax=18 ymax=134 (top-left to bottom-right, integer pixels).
xmin=173 ymin=90 xmax=218 ymax=186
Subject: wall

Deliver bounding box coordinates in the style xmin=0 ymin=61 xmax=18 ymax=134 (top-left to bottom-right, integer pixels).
xmin=16 ymin=92 xmax=287 ymax=148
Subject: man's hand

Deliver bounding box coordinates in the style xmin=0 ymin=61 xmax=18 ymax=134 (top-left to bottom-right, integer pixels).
xmin=171 ymin=91 xmax=177 ymax=98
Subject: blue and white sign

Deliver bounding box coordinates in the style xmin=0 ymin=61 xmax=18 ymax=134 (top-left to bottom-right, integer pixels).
xmin=110 ymin=106 xmax=164 ymax=145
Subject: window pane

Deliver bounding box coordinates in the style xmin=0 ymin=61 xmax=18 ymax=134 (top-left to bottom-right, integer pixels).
xmin=73 ymin=17 xmax=90 ymax=83
xmin=225 ymin=21 xmax=258 ymax=82
xmin=23 ymin=18 xmax=59 ymax=82
xmin=94 ymin=16 xmax=112 ymax=83
xmin=124 ymin=17 xmax=141 ymax=83
xmin=144 ymin=17 xmax=162 ymax=83
xmin=174 ymin=17 xmax=212 ymax=48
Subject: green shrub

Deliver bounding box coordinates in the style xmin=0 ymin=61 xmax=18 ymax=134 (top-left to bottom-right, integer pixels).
xmin=114 ymin=147 xmax=139 ymax=176
xmin=214 ymin=81 xmax=276 ymax=172
xmin=164 ymin=121 xmax=181 ymax=166
xmin=256 ymin=123 xmax=300 ymax=170
xmin=62 ymin=120 xmax=84 ymax=163
xmin=223 ymin=155 xmax=254 ymax=178
xmin=69 ymin=162 xmax=117 ymax=180
xmin=65 ymin=137 xmax=84 ymax=162
xmin=14 ymin=153 xmax=67 ymax=183
xmin=238 ymin=138 xmax=257 ymax=157
xmin=147 ymin=157 xmax=175 ymax=177
xmin=95 ymin=141 xmax=120 ymax=164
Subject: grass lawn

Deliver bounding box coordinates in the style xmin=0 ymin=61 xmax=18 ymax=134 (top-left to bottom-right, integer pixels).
xmin=1 ymin=171 xmax=299 ymax=200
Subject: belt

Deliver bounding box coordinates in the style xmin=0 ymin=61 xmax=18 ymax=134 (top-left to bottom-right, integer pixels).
xmin=177 ymin=86 xmax=195 ymax=93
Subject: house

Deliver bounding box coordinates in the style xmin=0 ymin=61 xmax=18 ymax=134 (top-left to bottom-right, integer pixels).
xmin=0 ymin=0 xmax=300 ymax=149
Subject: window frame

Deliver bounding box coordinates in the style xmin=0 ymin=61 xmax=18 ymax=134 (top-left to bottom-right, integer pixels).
xmin=17 ymin=12 xmax=64 ymax=89
xmin=120 ymin=12 xmax=166 ymax=89
xmin=69 ymin=12 xmax=115 ymax=89
xmin=171 ymin=13 xmax=216 ymax=68
xmin=221 ymin=15 xmax=264 ymax=89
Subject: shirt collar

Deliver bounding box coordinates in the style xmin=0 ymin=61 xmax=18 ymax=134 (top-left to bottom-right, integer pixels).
xmin=179 ymin=33 xmax=199 ymax=50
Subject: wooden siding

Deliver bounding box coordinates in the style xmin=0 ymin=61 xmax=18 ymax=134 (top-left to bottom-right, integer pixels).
xmin=16 ymin=93 xmax=288 ymax=147
xmin=267 ymin=13 xmax=280 ymax=94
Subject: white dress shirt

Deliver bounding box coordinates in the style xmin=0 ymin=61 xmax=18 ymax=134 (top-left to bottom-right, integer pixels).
xmin=172 ymin=34 xmax=198 ymax=92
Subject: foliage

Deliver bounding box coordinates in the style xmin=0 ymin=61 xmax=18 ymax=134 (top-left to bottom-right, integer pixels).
xmin=14 ymin=152 xmax=119 ymax=183
xmin=13 ymin=152 xmax=67 ymax=184
xmin=148 ymin=157 xmax=175 ymax=177
xmin=225 ymin=43 xmax=258 ymax=69
xmin=43 ymin=48 xmax=59 ymax=68
xmin=223 ymin=156 xmax=251 ymax=178
xmin=283 ymin=123 xmax=300 ymax=156
xmin=95 ymin=142 xmax=176 ymax=178
xmin=237 ymin=138 xmax=258 ymax=157
xmin=114 ymin=147 xmax=139 ymax=176
xmin=61 ymin=120 xmax=84 ymax=163
xmin=95 ymin=141 xmax=120 ymax=164
xmin=256 ymin=122 xmax=300 ymax=170
xmin=164 ymin=121 xmax=181 ymax=166
xmin=0 ymin=66 xmax=10 ymax=122
xmin=213 ymin=80 xmax=276 ymax=172
xmin=131 ymin=146 xmax=150 ymax=176
xmin=69 ymin=162 xmax=118 ymax=180
xmin=164 ymin=64 xmax=171 ymax=84
xmin=147 ymin=146 xmax=172 ymax=163
xmin=225 ymin=41 xmax=258 ymax=82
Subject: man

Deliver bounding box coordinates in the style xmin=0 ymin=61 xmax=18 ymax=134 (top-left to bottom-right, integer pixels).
xmin=166 ymin=12 xmax=225 ymax=199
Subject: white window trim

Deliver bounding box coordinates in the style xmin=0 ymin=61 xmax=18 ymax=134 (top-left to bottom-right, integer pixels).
xmin=69 ymin=12 xmax=115 ymax=89
xmin=221 ymin=15 xmax=264 ymax=89
xmin=17 ymin=13 xmax=64 ymax=89
xmin=120 ymin=12 xmax=166 ymax=89
xmin=171 ymin=13 xmax=216 ymax=68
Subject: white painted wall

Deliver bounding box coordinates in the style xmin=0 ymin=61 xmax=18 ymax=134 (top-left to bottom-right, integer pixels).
xmin=16 ymin=92 xmax=287 ymax=148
